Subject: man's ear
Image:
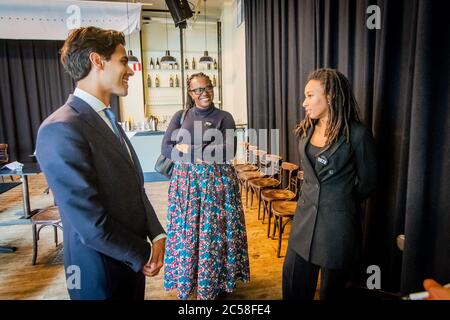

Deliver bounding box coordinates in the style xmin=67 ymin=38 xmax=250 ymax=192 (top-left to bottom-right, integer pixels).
xmin=89 ymin=52 xmax=104 ymax=70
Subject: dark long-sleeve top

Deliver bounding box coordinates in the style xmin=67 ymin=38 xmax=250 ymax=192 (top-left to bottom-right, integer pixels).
xmin=161 ymin=105 xmax=237 ymax=163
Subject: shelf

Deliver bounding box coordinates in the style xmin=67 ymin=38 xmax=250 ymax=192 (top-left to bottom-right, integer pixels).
xmin=146 ymin=69 xmax=182 ymax=72
xmin=146 ymin=87 xmax=182 ymax=89
xmin=147 ymin=104 xmax=183 ymax=106
xmin=144 ymin=50 xmax=218 ymax=54
xmin=145 ymin=69 xmax=219 ymax=72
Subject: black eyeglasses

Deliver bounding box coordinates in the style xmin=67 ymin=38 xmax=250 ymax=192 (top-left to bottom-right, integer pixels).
xmin=189 ymin=86 xmax=214 ymax=96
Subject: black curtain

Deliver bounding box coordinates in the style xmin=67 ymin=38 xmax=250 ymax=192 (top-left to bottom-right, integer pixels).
xmin=245 ymin=0 xmax=450 ymax=295
xmin=0 ymin=39 xmax=121 ymax=162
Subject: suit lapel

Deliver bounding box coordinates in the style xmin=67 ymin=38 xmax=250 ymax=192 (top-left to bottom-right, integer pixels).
xmin=300 ymin=126 xmax=320 ymax=184
xmin=66 ymin=95 xmax=136 ymax=170
xmin=314 ymin=135 xmax=347 ymax=181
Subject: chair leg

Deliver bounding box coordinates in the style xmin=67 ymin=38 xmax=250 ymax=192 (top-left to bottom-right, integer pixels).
xmin=245 ymin=181 xmax=249 ymax=208
xmin=257 ymin=189 xmax=262 ymax=219
xmin=261 ymin=199 xmax=267 ymax=222
xmin=272 ymin=214 xmax=278 ymax=239
xmin=277 ymin=216 xmax=283 ymax=258
xmin=32 ymin=224 xmax=38 ymax=265
xmin=250 ymin=187 xmax=254 ymax=207
xmin=267 ymin=201 xmax=273 ymax=238
xmin=54 ymin=225 xmax=58 ymax=247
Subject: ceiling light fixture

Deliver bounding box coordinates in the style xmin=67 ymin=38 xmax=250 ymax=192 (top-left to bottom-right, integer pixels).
xmin=161 ymin=2 xmax=176 ymax=65
xmin=126 ymin=0 xmax=139 ymax=64
xmin=199 ymin=0 xmax=213 ymax=64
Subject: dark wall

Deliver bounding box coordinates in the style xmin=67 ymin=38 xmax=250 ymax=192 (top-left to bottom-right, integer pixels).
xmin=244 ymin=0 xmax=450 ymax=294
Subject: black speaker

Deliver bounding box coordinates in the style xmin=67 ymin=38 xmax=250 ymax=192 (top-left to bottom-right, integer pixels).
xmin=165 ymin=0 xmax=193 ymax=28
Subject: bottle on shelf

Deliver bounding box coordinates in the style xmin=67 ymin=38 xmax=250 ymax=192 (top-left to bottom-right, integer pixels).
xmin=214 ymin=59 xmax=218 ymax=70
xmin=169 ymin=75 xmax=174 ymax=87
xmin=192 ymin=57 xmax=196 ymax=70
xmin=175 ymin=74 xmax=180 ymax=87
xmin=169 ymin=63 xmax=173 ymax=70
xmin=207 ymin=63 xmax=211 ymax=70
xmin=212 ymin=74 xmax=217 ymax=87
xmin=147 ymin=74 xmax=152 ymax=88
xmin=185 ymin=58 xmax=189 ymax=70
xmin=186 ymin=74 xmax=189 ymax=86
xmin=174 ymin=61 xmax=178 ymax=69
xmin=156 ymin=57 xmax=160 ymax=70
xmin=155 ymin=75 xmax=160 ymax=87
xmin=150 ymin=57 xmax=154 ymax=70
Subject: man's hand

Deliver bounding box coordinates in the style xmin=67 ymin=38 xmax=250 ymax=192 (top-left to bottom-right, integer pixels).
xmin=175 ymin=144 xmax=189 ymax=154
xmin=423 ymin=279 xmax=450 ymax=300
xmin=142 ymin=238 xmax=166 ymax=277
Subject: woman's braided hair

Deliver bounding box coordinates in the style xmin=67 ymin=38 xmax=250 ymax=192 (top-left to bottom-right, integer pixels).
xmin=295 ymin=68 xmax=361 ymax=147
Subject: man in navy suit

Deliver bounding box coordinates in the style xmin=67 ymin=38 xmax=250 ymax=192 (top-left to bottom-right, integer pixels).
xmin=36 ymin=26 xmax=166 ymax=299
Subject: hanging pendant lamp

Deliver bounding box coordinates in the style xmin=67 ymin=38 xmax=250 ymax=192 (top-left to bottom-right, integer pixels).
xmin=126 ymin=0 xmax=139 ymax=64
xmin=199 ymin=0 xmax=213 ymax=64
xmin=161 ymin=3 xmax=176 ymax=65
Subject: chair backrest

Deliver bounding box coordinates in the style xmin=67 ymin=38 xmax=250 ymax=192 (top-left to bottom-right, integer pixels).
xmin=240 ymin=142 xmax=250 ymax=164
xmin=0 ymin=144 xmax=8 ymax=165
xmin=248 ymin=145 xmax=258 ymax=165
xmin=260 ymin=154 xmax=282 ymax=177
xmin=279 ymin=161 xmax=299 ymax=191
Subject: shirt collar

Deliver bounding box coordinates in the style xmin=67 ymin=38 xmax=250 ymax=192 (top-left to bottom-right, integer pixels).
xmin=73 ymin=87 xmax=110 ymax=113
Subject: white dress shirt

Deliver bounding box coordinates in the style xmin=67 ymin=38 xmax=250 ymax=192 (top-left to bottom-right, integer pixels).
xmin=73 ymin=88 xmax=166 ymax=264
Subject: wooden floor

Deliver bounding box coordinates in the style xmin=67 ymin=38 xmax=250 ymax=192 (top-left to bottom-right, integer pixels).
xmin=0 ymin=174 xmax=306 ymax=300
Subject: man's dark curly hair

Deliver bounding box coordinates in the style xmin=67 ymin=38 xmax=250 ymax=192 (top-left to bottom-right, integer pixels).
xmin=60 ymin=26 xmax=125 ymax=81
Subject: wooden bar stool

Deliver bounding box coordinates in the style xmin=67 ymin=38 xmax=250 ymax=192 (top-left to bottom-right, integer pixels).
xmin=260 ymin=162 xmax=299 ymax=237
xmin=237 ymin=149 xmax=266 ymax=207
xmin=235 ymin=144 xmax=259 ymax=173
xmin=272 ymin=201 xmax=297 ymax=257
xmin=248 ymin=154 xmax=282 ymax=218
xmin=30 ymin=205 xmax=63 ymax=265
xmin=272 ymin=170 xmax=304 ymax=257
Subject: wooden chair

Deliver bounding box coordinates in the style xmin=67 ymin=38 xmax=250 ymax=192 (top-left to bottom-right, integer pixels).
xmin=235 ymin=144 xmax=259 ymax=173
xmin=247 ymin=154 xmax=282 ymax=219
xmin=260 ymin=162 xmax=299 ymax=238
xmin=237 ymin=149 xmax=266 ymax=207
xmin=30 ymin=206 xmax=63 ymax=265
xmin=272 ymin=170 xmax=304 ymax=257
xmin=0 ymin=144 xmax=9 ymax=183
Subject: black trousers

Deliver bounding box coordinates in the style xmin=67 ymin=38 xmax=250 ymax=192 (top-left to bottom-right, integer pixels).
xmin=282 ymin=248 xmax=350 ymax=300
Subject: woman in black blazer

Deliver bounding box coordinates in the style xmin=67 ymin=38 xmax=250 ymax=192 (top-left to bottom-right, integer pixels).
xmin=282 ymin=68 xmax=377 ymax=300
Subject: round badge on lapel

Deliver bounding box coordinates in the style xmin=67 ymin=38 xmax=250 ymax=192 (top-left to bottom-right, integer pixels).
xmin=317 ymin=155 xmax=328 ymax=166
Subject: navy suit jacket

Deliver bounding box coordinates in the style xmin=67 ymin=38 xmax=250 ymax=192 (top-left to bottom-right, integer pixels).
xmin=36 ymin=95 xmax=165 ymax=299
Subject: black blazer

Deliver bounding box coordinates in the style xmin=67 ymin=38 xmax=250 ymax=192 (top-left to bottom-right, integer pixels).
xmin=288 ymin=121 xmax=377 ymax=270
xmin=36 ymin=95 xmax=165 ymax=299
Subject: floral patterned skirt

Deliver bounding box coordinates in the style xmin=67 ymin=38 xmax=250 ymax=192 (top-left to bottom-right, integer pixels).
xmin=163 ymin=162 xmax=250 ymax=300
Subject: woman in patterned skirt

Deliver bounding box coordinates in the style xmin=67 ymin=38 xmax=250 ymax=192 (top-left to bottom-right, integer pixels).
xmin=161 ymin=72 xmax=250 ymax=300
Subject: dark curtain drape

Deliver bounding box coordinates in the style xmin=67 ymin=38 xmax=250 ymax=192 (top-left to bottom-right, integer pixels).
xmin=0 ymin=39 xmax=121 ymax=162
xmin=245 ymin=0 xmax=450 ymax=295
